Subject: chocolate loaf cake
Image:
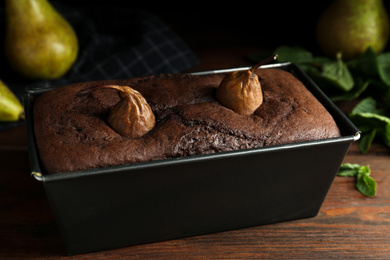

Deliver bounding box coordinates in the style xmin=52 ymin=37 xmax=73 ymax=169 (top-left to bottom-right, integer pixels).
xmin=33 ymin=68 xmax=341 ymax=174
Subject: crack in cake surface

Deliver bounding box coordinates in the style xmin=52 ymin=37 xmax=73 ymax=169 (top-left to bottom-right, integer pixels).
xmin=33 ymin=69 xmax=341 ymax=174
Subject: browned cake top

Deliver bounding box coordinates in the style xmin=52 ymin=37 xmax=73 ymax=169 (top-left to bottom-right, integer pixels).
xmin=33 ymin=68 xmax=341 ymax=174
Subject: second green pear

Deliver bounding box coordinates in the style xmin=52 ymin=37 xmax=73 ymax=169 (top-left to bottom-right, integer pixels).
xmin=0 ymin=79 xmax=24 ymax=122
xmin=316 ymin=0 xmax=390 ymax=60
xmin=5 ymin=0 xmax=79 ymax=80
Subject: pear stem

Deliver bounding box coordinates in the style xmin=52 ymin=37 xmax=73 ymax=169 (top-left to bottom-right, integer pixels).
xmin=250 ymin=54 xmax=278 ymax=73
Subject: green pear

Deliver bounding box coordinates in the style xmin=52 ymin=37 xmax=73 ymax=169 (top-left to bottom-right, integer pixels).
xmin=316 ymin=0 xmax=390 ymax=60
xmin=5 ymin=0 xmax=79 ymax=80
xmin=0 ymin=80 xmax=24 ymax=122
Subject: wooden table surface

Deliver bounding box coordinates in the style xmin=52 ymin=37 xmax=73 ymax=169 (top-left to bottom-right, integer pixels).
xmin=1 ymin=45 xmax=390 ymax=259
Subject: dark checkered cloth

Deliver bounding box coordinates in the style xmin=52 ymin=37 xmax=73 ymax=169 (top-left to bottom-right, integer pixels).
xmin=0 ymin=3 xmax=199 ymax=130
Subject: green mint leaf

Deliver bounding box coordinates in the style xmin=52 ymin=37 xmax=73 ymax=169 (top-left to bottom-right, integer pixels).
xmin=377 ymin=52 xmax=390 ymax=86
xmin=356 ymin=173 xmax=377 ymax=197
xmin=358 ymin=129 xmax=377 ymax=154
xmin=357 ymin=165 xmax=371 ymax=176
xmin=350 ymin=97 xmax=382 ymax=115
xmin=337 ymin=163 xmax=361 ymax=177
xmin=347 ymin=47 xmax=379 ymax=76
xmin=318 ymin=55 xmax=355 ymax=92
xmin=349 ymin=98 xmax=390 ymax=137
xmin=346 ymin=47 xmax=390 ymax=88
xmin=383 ymin=123 xmax=390 ymax=148
xmin=350 ymin=112 xmax=390 ymax=130
xmin=329 ymin=78 xmax=369 ymax=102
xmin=338 ymin=163 xmax=377 ymax=197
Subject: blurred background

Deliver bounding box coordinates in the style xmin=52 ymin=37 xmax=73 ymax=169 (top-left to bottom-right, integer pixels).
xmin=61 ymin=1 xmax=333 ymax=53
xmin=3 ymin=0 xmax=390 ymax=78
xmin=61 ymin=1 xmax=390 ymax=53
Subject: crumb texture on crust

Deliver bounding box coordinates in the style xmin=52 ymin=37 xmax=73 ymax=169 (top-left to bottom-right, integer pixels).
xmin=33 ymin=69 xmax=341 ymax=174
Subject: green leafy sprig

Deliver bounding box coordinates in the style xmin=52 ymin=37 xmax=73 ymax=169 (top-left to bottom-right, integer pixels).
xmin=349 ymin=97 xmax=390 ymax=153
xmin=248 ymin=45 xmax=390 ymax=153
xmin=337 ymin=163 xmax=377 ymax=197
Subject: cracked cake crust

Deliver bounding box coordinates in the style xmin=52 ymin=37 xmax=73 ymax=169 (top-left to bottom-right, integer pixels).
xmin=33 ymin=68 xmax=341 ymax=174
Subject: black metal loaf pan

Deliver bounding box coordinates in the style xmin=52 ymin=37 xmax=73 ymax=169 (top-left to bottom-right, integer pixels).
xmin=24 ymin=63 xmax=360 ymax=255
